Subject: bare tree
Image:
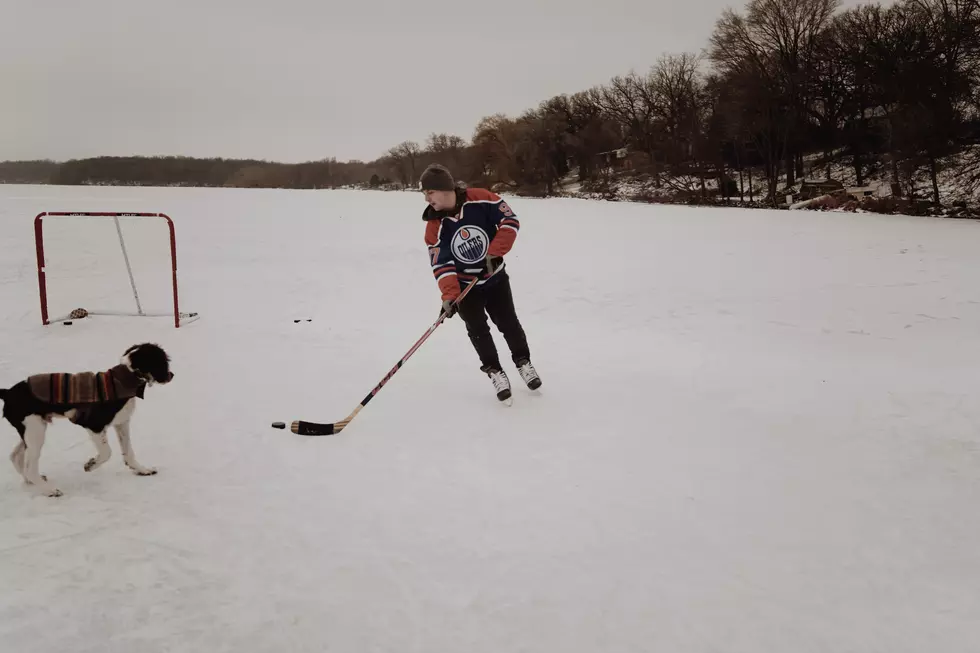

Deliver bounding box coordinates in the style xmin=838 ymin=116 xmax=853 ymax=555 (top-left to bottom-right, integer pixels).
xmin=710 ymin=0 xmax=841 ymax=195
xmin=600 ymin=72 xmax=664 ymax=186
xmin=912 ymin=0 xmax=980 ymax=203
xmin=472 ymin=114 xmax=524 ymax=188
xmin=651 ymin=53 xmax=705 ymax=177
xmin=384 ymin=141 xmax=422 ymax=187
xmin=425 ymin=133 xmax=468 ymax=175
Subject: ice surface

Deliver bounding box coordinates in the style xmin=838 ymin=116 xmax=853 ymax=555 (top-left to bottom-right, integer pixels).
xmin=1 ymin=184 xmax=979 ymax=652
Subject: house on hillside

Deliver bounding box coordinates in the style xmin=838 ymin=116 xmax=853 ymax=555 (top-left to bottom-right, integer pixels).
xmin=783 ymin=178 xmax=846 ymax=207
xmin=798 ymin=178 xmax=845 ymax=200
xmin=595 ymin=147 xmax=649 ymax=172
xmin=787 ymin=178 xmax=894 ymax=209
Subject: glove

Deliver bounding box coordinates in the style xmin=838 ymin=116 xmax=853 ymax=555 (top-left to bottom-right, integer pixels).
xmin=485 ymin=255 xmax=502 ymax=275
xmin=440 ymin=298 xmax=458 ymax=319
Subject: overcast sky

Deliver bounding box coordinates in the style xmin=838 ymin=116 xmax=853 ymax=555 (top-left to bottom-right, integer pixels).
xmin=2 ymin=0 xmax=876 ymax=164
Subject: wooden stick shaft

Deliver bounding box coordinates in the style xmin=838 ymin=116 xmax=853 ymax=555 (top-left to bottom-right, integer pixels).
xmin=285 ymin=271 xmax=494 ymax=436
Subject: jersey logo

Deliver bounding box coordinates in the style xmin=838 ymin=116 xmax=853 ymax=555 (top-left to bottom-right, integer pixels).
xmin=498 ymin=201 xmax=514 ymax=217
xmin=451 ymin=226 xmax=489 ymax=264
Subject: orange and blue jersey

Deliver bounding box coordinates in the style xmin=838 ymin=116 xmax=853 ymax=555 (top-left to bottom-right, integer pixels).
xmin=423 ymin=187 xmax=520 ymax=301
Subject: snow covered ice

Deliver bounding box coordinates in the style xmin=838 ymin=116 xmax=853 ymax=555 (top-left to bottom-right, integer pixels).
xmin=2 ymin=183 xmax=980 ymax=652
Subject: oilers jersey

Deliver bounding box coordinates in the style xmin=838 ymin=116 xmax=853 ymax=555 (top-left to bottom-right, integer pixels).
xmin=423 ymin=187 xmax=520 ymax=301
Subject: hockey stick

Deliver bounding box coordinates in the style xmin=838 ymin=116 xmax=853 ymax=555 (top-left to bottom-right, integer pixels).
xmin=272 ymin=270 xmax=495 ymax=436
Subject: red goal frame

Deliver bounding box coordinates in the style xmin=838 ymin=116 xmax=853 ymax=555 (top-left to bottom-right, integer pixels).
xmin=34 ymin=211 xmax=192 ymax=328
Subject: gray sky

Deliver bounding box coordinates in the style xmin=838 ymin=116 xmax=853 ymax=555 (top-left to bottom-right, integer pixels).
xmin=2 ymin=0 xmax=874 ymax=164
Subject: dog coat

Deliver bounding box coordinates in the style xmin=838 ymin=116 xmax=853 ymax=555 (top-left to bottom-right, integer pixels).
xmin=28 ymin=364 xmax=146 ymax=405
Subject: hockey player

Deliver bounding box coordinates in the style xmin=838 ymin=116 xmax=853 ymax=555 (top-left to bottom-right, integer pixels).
xmin=419 ymin=163 xmax=541 ymax=402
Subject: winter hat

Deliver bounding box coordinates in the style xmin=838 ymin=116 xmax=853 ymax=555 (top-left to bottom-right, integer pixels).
xmin=419 ymin=164 xmax=456 ymax=191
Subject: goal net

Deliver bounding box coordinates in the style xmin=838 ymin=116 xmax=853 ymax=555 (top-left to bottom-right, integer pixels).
xmin=34 ymin=212 xmax=198 ymax=328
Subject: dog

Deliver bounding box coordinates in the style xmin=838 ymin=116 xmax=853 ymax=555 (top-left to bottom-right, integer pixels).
xmin=0 ymin=343 xmax=173 ymax=497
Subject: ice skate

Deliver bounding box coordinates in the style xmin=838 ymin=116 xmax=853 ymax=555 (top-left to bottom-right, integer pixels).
xmin=483 ymin=366 xmax=513 ymax=404
xmin=516 ymin=358 xmax=542 ymax=391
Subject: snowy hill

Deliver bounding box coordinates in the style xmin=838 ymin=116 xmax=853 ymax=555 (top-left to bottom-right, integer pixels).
xmin=1 ymin=184 xmax=979 ymax=651
xmin=564 ymin=146 xmax=980 ymax=216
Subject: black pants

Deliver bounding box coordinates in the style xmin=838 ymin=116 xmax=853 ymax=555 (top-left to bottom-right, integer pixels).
xmin=456 ymin=271 xmax=531 ymax=372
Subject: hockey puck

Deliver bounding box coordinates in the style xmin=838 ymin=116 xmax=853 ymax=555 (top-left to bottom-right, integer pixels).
xmin=271 ymin=422 xmax=286 ymax=429
xmin=63 ymin=321 xmax=73 ymax=325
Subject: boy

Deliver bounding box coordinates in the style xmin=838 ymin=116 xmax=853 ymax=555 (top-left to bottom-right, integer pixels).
xmin=420 ymin=163 xmax=541 ymax=402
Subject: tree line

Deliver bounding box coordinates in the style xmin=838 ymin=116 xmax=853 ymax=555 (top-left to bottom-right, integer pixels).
xmin=0 ymin=155 xmax=386 ymax=189
xmin=4 ymin=0 xmax=980 ymax=207
xmin=358 ymin=0 xmax=980 ymax=206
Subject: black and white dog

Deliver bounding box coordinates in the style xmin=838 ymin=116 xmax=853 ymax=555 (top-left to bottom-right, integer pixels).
xmin=0 ymin=343 xmax=173 ymax=497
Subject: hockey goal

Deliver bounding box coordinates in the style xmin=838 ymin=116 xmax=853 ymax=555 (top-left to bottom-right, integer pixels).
xmin=34 ymin=211 xmax=199 ymax=328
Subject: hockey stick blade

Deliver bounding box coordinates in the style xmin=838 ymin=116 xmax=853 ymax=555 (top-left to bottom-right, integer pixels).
xmin=272 ymin=271 xmax=497 ymax=437
xmin=271 ymin=419 xmax=342 ymax=436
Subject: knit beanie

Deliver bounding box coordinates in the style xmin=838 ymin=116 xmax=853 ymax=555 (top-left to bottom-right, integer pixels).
xmin=419 ymin=164 xmax=456 ymax=191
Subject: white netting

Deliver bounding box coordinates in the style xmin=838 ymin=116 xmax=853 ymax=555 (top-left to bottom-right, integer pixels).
xmin=38 ymin=213 xmax=193 ymax=325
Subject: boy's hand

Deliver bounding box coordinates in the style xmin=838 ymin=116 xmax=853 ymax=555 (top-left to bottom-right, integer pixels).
xmin=485 ymin=255 xmax=502 ymax=275
xmin=441 ymin=299 xmax=458 ymax=319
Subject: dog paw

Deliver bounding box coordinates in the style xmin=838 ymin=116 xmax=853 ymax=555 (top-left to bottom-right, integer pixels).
xmin=46 ymin=488 xmax=63 ymax=498
xmin=83 ymin=458 xmax=108 ymax=472
xmin=134 ymin=467 xmax=157 ymax=476
xmin=24 ymin=475 xmax=48 ymax=485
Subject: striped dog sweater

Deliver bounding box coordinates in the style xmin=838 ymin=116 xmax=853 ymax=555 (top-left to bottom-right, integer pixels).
xmin=28 ymin=364 xmax=146 ymax=405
